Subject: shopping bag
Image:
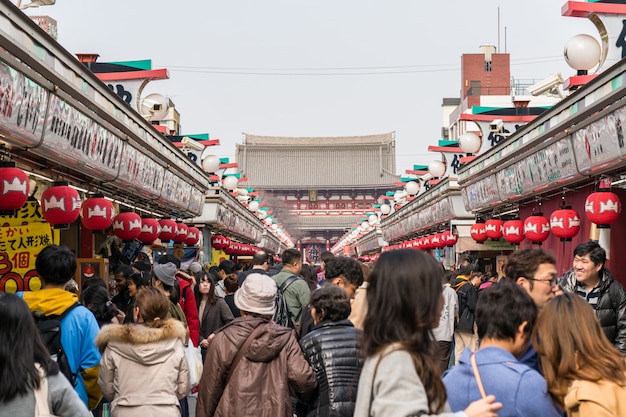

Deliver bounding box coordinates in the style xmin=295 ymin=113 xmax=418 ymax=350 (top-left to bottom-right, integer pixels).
xmin=184 ymin=343 xmax=203 ymax=387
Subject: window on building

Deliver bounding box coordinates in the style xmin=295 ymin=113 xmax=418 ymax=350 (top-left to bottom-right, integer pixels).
xmin=485 ymin=60 xmax=492 ymax=72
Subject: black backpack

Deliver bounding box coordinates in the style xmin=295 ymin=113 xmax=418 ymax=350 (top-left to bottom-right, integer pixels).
xmin=33 ymin=303 xmax=81 ymax=386
xmin=273 ymin=275 xmax=299 ymax=331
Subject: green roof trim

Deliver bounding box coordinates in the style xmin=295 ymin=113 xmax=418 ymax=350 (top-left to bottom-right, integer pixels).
xmin=181 ymin=133 xmax=209 ymax=140
xmin=223 ymin=173 xmax=240 ymax=178
xmin=471 ymin=105 xmax=553 ymax=114
xmin=438 ymin=140 xmax=459 ymax=147
xmin=385 ymin=191 xmax=395 ymax=196
xmin=219 ymin=157 xmax=229 ymax=163
xmin=106 ymin=59 xmax=152 ymax=70
xmin=373 ymin=204 xmax=381 ymax=208
xmin=413 ymin=164 xmax=428 ymax=170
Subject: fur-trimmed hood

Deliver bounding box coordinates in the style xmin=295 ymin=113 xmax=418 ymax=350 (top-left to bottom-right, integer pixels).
xmin=95 ymin=319 xmax=187 ymax=366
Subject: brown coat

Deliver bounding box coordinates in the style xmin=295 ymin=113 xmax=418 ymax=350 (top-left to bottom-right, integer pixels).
xmin=95 ymin=319 xmax=190 ymax=417
xmin=196 ymin=316 xmax=317 ymax=417
xmin=564 ymin=375 xmax=626 ymax=417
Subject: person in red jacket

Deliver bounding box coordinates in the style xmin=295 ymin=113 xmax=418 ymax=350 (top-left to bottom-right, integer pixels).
xmin=157 ymin=254 xmax=200 ymax=347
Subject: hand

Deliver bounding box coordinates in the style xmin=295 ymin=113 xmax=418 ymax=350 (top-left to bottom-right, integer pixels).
xmin=464 ymin=395 xmax=502 ymax=417
xmin=113 ymin=309 xmax=126 ymax=324
xmin=200 ymin=338 xmax=209 ymax=348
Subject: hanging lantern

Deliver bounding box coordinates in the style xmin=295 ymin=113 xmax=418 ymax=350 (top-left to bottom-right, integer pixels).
xmin=210 ymin=234 xmax=230 ymax=250
xmin=584 ymin=191 xmax=621 ymax=228
xmin=470 ymin=223 xmax=488 ymax=243
xmin=41 ymin=181 xmax=80 ymax=229
xmin=173 ymin=222 xmax=189 ymax=243
xmin=80 ymin=194 xmax=115 ymax=232
xmin=184 ymin=227 xmax=200 ymax=246
xmin=137 ymin=218 xmax=161 ymax=244
xmin=431 ymin=233 xmax=443 ymax=249
xmin=550 ymin=207 xmax=581 ymax=241
xmin=422 ymin=236 xmax=432 ymax=250
xmin=503 ymin=220 xmax=525 ymax=244
xmin=0 ymin=161 xmax=29 ymax=215
xmin=441 ymin=230 xmax=458 ymax=247
xmin=484 ymin=219 xmax=504 ymax=240
xmin=158 ymin=219 xmax=178 ymax=241
xmin=112 ymin=212 xmax=142 ymax=241
xmin=523 ymin=214 xmax=550 ymax=245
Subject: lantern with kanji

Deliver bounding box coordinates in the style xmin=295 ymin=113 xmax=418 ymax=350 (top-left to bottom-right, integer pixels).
xmin=431 ymin=233 xmax=444 ymax=249
xmin=112 ymin=212 xmax=142 ymax=241
xmin=584 ymin=191 xmax=621 ymax=228
xmin=159 ymin=219 xmax=178 ymax=241
xmin=137 ymin=217 xmax=161 ymax=244
xmin=173 ymin=222 xmax=189 ymax=243
xmin=503 ymin=220 xmax=525 ymax=244
xmin=211 ymin=235 xmax=230 ymax=249
xmin=80 ymin=194 xmax=115 ymax=232
xmin=184 ymin=227 xmax=200 ymax=246
xmin=550 ymin=207 xmax=581 ymax=241
xmin=523 ymin=214 xmax=550 ymax=244
xmin=422 ymin=236 xmax=432 ymax=250
xmin=484 ymin=219 xmax=504 ymax=240
xmin=470 ymin=223 xmax=488 ymax=243
xmin=441 ymin=230 xmax=458 ymax=247
xmin=41 ymin=181 xmax=80 ymax=229
xmin=0 ymin=161 xmax=29 ymax=214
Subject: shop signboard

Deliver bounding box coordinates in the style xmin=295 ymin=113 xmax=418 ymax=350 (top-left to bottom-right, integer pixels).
xmin=0 ymin=59 xmax=48 ymax=147
xmin=462 ymin=175 xmax=500 ymax=211
xmin=572 ymin=111 xmax=623 ymax=174
xmin=115 ymin=143 xmax=165 ymax=200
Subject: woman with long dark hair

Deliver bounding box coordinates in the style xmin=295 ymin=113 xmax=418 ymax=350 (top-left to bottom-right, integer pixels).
xmin=0 ymin=293 xmax=90 ymax=416
xmin=533 ymin=293 xmax=626 ymax=416
xmin=353 ymin=249 xmax=501 ymax=417
xmin=80 ymin=284 xmax=123 ymax=327
xmin=123 ymin=271 xmax=151 ymax=324
xmin=194 ymin=271 xmax=234 ymax=361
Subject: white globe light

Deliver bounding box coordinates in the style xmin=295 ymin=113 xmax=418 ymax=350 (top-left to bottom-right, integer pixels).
xmin=237 ymin=195 xmax=250 ymax=202
xmin=361 ymin=221 xmax=369 ymax=229
xmin=222 ymin=175 xmax=238 ymax=190
xmin=248 ymin=201 xmax=259 ymax=212
xmin=458 ymin=132 xmax=482 ymax=154
xmin=428 ymin=160 xmax=446 ymax=178
xmin=270 ymin=223 xmax=278 ymax=231
xmin=405 ymin=181 xmax=419 ymax=195
xmin=380 ymin=204 xmax=391 ymax=215
xmin=368 ymin=214 xmax=379 ymax=225
xmin=564 ymin=34 xmax=601 ymax=72
xmin=257 ymin=210 xmax=267 ymax=219
xmin=264 ymin=217 xmax=273 ymax=226
xmin=202 ymin=155 xmax=221 ymax=173
xmin=237 ymin=188 xmax=248 ymax=196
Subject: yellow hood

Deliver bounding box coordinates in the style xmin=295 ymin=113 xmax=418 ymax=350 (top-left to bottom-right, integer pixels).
xmin=23 ymin=288 xmax=79 ymax=316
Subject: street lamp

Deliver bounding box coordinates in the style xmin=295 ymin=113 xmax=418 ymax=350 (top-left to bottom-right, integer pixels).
xmin=17 ymin=0 xmax=55 ymax=9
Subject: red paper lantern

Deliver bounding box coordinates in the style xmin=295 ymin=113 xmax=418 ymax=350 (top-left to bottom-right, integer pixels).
xmin=210 ymin=235 xmax=230 ymax=249
xmin=41 ymin=181 xmax=80 ymax=229
xmin=138 ymin=218 xmax=161 ymax=244
xmin=159 ymin=219 xmax=178 ymax=241
xmin=523 ymin=214 xmax=550 ymax=244
xmin=431 ymin=233 xmax=444 ymax=249
xmin=550 ymin=207 xmax=581 ymax=241
xmin=585 ymin=191 xmax=621 ymax=228
xmin=441 ymin=230 xmax=458 ymax=247
xmin=80 ymin=194 xmax=115 ymax=232
xmin=224 ymin=240 xmax=241 ymax=255
xmin=503 ymin=220 xmax=525 ymax=244
xmin=484 ymin=219 xmax=504 ymax=240
xmin=112 ymin=212 xmax=142 ymax=241
xmin=0 ymin=162 xmax=29 ymax=214
xmin=173 ymin=223 xmax=189 ymax=243
xmin=184 ymin=227 xmax=200 ymax=246
xmin=470 ymin=223 xmax=488 ymax=243
xmin=422 ymin=236 xmax=432 ymax=250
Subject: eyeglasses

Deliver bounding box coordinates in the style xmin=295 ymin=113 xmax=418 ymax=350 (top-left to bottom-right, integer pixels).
xmin=527 ymin=277 xmax=558 ymax=287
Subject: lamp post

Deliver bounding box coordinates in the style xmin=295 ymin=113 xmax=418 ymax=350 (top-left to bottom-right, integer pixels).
xmin=16 ymin=0 xmax=55 ymax=9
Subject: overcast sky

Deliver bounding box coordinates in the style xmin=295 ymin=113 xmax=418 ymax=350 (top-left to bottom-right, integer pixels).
xmin=30 ymin=0 xmax=599 ymax=175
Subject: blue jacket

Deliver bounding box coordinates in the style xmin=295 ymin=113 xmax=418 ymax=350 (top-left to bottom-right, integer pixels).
xmin=443 ymin=347 xmax=560 ymax=417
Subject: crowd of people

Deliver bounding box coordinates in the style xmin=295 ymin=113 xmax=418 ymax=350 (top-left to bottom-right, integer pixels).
xmin=0 ymin=240 xmax=625 ymax=417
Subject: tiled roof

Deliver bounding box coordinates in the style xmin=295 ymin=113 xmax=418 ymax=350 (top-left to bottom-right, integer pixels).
xmin=237 ymin=133 xmax=399 ymax=189
xmin=292 ymin=215 xmax=363 ymax=230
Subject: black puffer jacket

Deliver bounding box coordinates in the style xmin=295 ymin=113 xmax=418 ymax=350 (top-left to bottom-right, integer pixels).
xmin=300 ymin=319 xmax=363 ymax=417
xmin=560 ymin=267 xmax=626 ymax=354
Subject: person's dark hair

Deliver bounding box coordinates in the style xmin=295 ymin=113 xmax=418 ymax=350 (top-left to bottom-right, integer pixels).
xmin=476 ymin=283 xmax=537 ymax=342
xmin=325 ymin=256 xmax=364 ymax=287
xmin=299 ymin=263 xmax=318 ymax=292
xmin=309 ymin=285 xmax=351 ymax=322
xmin=360 ymin=262 xmax=372 ymax=283
xmin=129 ymin=271 xmax=150 ymax=290
xmin=444 ymin=270 xmax=454 ymax=284
xmin=152 ymin=272 xmax=180 ymax=304
xmin=135 ymin=287 xmax=170 ymax=327
xmin=83 ymin=277 xmax=107 ymax=289
xmin=234 ymin=263 xmax=244 ymax=272
xmin=114 ymin=265 xmax=133 ymax=278
xmin=0 ymin=293 xmax=58 ymax=402
xmin=281 ymin=248 xmax=302 ymax=266
xmin=251 ymin=251 xmax=269 ymax=266
xmin=157 ymin=253 xmax=181 ymax=269
xmin=208 ymin=265 xmax=220 ymax=276
xmin=504 ymin=248 xmax=556 ymax=287
xmin=224 ymin=273 xmax=239 ymax=293
xmin=35 ymin=244 xmax=76 ymax=285
xmin=320 ymin=251 xmax=335 ymax=264
xmin=218 ymin=260 xmax=235 ymax=274
xmin=573 ymin=240 xmax=606 ymax=266
xmin=456 ymin=264 xmax=475 ymax=277
xmin=362 ymin=249 xmax=446 ymax=413
xmin=80 ymin=285 xmax=119 ymax=323
xmin=194 ymin=271 xmax=218 ymax=304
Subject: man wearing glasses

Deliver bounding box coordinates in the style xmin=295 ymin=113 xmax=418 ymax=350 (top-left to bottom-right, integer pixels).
xmin=559 ymin=241 xmax=626 ymax=354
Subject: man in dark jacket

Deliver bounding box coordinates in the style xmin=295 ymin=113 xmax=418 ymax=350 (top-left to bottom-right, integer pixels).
xmin=238 ymin=250 xmax=270 ymax=285
xmin=452 ymin=265 xmax=479 ymax=364
xmin=559 ymin=240 xmax=626 ymax=354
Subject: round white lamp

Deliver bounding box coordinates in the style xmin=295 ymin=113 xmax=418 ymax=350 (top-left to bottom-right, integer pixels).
xmin=458 ymin=132 xmax=482 ymax=154
xmin=202 ymin=155 xmax=221 ymax=173
xmin=368 ymin=214 xmax=379 ymax=225
xmin=263 ymin=217 xmax=273 ymax=226
xmin=405 ymin=180 xmax=420 ymax=196
xmin=428 ymin=160 xmax=446 ymax=178
xmin=257 ymin=210 xmax=267 ymax=219
xmin=270 ymin=223 xmax=278 ymax=231
xmin=222 ymin=175 xmax=238 ymax=190
xmin=380 ymin=203 xmax=391 ymax=215
xmin=248 ymin=201 xmax=259 ymax=212
xmin=564 ymin=34 xmax=601 ymax=73
xmin=237 ymin=188 xmax=248 ymax=197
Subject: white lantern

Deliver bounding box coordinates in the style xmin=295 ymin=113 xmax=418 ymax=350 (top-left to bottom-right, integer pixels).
xmin=405 ymin=181 xmax=419 ymax=196
xmin=458 ymin=132 xmax=482 ymax=154
xmin=264 ymin=217 xmax=273 ymax=226
xmin=564 ymin=34 xmax=601 ymax=71
xmin=201 ymin=155 xmax=221 ymax=173
xmin=222 ymin=175 xmax=238 ymax=190
xmin=257 ymin=210 xmax=267 ymax=219
xmin=237 ymin=194 xmax=250 ymax=202
xmin=368 ymin=214 xmax=379 ymax=225
xmin=237 ymin=188 xmax=248 ymax=196
xmin=380 ymin=204 xmax=391 ymax=215
xmin=428 ymin=160 xmax=446 ymax=178
xmin=248 ymin=201 xmax=259 ymax=212
xmin=270 ymin=223 xmax=278 ymax=231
